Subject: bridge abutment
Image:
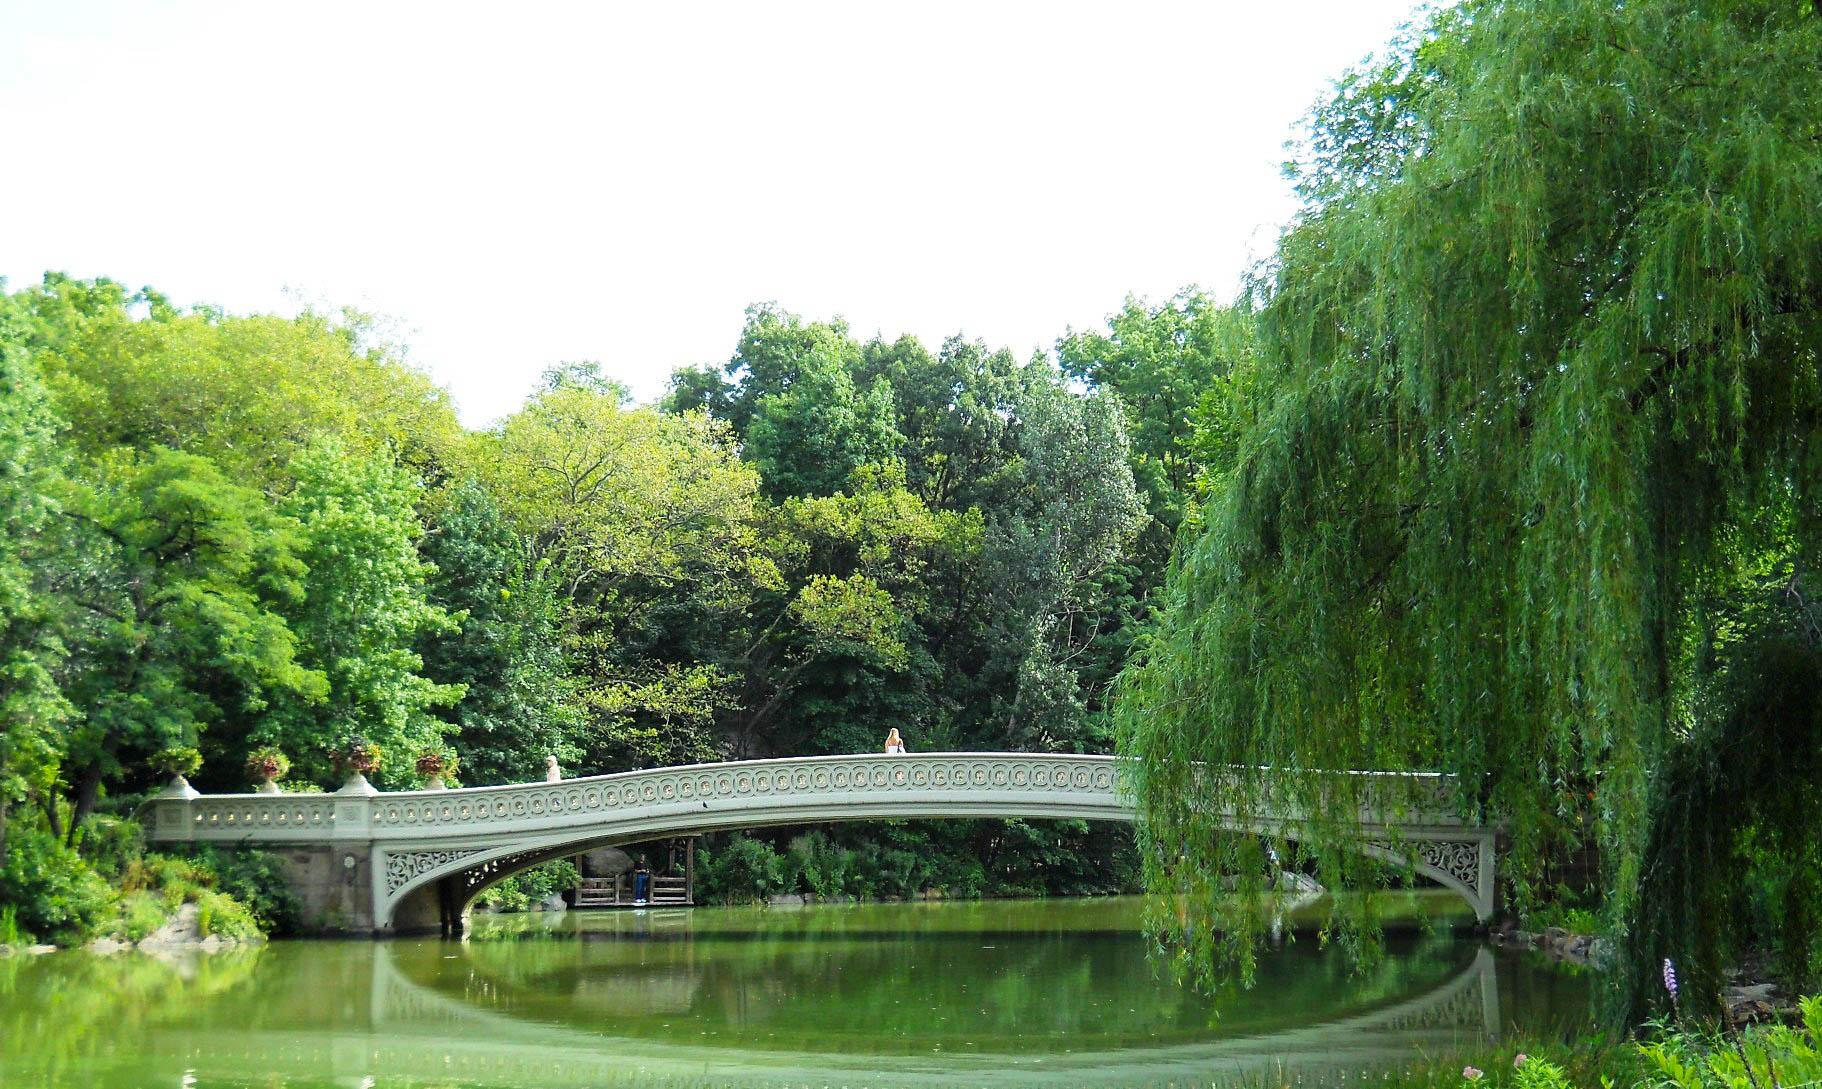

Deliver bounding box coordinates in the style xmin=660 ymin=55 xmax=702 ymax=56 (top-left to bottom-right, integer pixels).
xmin=273 ymin=844 xmax=379 ymax=933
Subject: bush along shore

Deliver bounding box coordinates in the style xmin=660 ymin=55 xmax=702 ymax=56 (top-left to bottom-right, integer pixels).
xmin=0 ymin=812 xmax=296 ymax=954
xmin=1379 ymin=994 xmax=1822 ymax=1089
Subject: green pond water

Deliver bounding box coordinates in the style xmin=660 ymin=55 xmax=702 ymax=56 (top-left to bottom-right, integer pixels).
xmin=0 ymin=894 xmax=1590 ymax=1088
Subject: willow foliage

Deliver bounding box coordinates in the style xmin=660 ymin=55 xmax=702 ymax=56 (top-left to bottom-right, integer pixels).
xmin=1115 ymin=0 xmax=1822 ymax=1016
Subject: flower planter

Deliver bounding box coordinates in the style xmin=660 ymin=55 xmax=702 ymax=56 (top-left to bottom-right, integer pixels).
xmin=336 ymin=772 xmax=379 ymax=796
xmin=159 ymin=774 xmax=201 ymax=801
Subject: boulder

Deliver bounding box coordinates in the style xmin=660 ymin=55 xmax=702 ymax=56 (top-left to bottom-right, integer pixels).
xmin=577 ymin=847 xmax=634 ymax=877
xmin=138 ymin=903 xmax=204 ymax=949
xmin=86 ymin=938 xmax=132 ymax=955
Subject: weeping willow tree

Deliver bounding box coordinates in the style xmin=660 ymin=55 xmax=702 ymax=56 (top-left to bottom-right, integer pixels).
xmin=1115 ymin=0 xmax=1822 ymax=1022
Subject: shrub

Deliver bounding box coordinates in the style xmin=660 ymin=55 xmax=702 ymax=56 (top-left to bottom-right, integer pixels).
xmin=476 ymin=860 xmax=580 ymax=912
xmin=114 ymin=892 xmax=171 ymax=941
xmin=75 ymin=815 xmax=147 ymax=882
xmin=930 ymin=855 xmax=986 ymax=899
xmin=185 ymin=847 xmax=303 ymax=936
xmin=0 ymin=824 xmax=113 ymax=944
xmin=789 ymin=832 xmax=853 ymax=900
xmin=194 ymin=889 xmax=261 ymax=940
xmin=697 ymin=835 xmax=785 ymax=904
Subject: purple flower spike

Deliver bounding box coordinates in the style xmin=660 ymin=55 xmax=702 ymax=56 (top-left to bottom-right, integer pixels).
xmin=1662 ymin=957 xmax=1679 ymax=1001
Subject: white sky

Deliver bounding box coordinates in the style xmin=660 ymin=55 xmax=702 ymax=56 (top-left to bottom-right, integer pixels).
xmin=1 ymin=1 xmax=1423 ymax=427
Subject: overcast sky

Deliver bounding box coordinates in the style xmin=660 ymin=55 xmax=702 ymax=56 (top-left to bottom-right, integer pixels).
xmin=2 ymin=1 xmax=1423 ymax=427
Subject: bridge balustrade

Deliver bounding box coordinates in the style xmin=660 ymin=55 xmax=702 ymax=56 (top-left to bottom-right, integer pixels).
xmin=145 ymin=752 xmax=1496 ymax=933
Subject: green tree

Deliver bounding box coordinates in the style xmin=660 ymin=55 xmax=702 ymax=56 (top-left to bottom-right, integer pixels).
xmin=717 ymin=303 xmax=865 ymax=437
xmin=746 ymin=356 xmax=902 ymax=499
xmin=12 ymin=273 xmax=459 ymax=490
xmin=468 ymin=386 xmax=771 ymax=771
xmin=727 ymin=461 xmax=982 ymax=756
xmin=0 ymin=318 xmax=71 ymax=864
xmin=257 ymin=442 xmax=461 ymax=785
xmin=1057 ymin=290 xmax=1252 ymax=572
xmin=54 ymin=449 xmax=323 ymax=830
xmin=1115 ymin=0 xmax=1822 ymax=1016
xmin=982 ymin=365 xmax=1144 ymax=751
xmin=856 ymin=335 xmax=1024 ymax=512
xmin=418 ymin=481 xmax=579 ymax=785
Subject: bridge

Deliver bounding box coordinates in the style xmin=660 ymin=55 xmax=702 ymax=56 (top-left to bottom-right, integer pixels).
xmin=144 ymin=752 xmax=1497 ymax=933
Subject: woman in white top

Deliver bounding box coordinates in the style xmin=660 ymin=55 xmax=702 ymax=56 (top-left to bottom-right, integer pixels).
xmin=883 ymin=729 xmax=907 ymax=754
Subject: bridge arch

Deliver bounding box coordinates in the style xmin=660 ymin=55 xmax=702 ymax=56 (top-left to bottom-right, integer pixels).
xmin=146 ymin=752 xmax=1496 ymax=932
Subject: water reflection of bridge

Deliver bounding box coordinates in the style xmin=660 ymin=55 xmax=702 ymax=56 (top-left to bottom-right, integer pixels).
xmin=145 ymin=940 xmax=1505 ymax=1089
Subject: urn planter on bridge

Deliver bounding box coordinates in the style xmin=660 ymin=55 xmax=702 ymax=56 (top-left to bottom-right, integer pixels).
xmin=158 ymin=774 xmax=201 ymax=800
xmin=246 ymin=747 xmax=290 ymax=794
xmin=337 ymin=772 xmax=380 ymax=796
xmin=414 ymin=750 xmax=456 ymax=792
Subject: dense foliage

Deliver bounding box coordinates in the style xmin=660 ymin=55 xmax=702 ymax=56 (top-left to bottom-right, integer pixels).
xmin=1115 ymin=0 xmax=1822 ymax=1020
xmin=0 ymin=271 xmax=1222 ymax=940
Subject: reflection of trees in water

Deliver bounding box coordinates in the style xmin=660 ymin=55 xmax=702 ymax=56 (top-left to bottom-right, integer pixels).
xmin=0 ymin=947 xmax=263 ymax=1081
xmin=445 ymin=909 xmax=1477 ymax=1051
xmin=0 ymin=930 xmax=1542 ymax=1089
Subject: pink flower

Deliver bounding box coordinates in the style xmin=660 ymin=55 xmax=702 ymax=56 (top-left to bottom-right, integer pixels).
xmin=1464 ymin=1067 xmax=1484 ymax=1081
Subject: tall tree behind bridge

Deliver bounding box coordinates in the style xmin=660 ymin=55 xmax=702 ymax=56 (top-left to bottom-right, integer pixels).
xmin=1116 ymin=0 xmax=1822 ymax=1019
xmin=0 ymin=310 xmax=70 ymax=864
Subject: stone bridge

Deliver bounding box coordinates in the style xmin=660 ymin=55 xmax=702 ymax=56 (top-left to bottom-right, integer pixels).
xmin=145 ymin=752 xmax=1496 ymax=933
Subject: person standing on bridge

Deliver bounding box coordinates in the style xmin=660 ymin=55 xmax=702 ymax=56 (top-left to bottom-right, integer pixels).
xmin=884 ymin=729 xmax=906 ymax=754
xmin=545 ymin=754 xmax=562 ymax=782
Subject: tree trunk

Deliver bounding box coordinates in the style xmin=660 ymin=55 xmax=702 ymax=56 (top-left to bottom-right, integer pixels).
xmin=41 ymin=791 xmax=62 ymax=842
xmin=66 ymin=765 xmax=104 ymax=848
